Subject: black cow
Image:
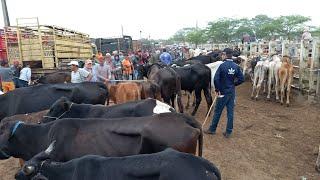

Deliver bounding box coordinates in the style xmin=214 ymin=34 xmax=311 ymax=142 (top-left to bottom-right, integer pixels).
xmin=0 ymin=113 xmax=203 ymax=161
xmin=34 ymin=71 xmax=71 ymax=84
xmin=0 ymin=82 xmax=108 ymax=121
xmin=138 ymin=63 xmax=183 ymax=113
xmin=15 ymin=145 xmax=220 ymax=180
xmin=188 ymin=55 xmax=216 ymax=64
xmin=42 ymin=97 xmax=175 ymax=123
xmin=172 ymin=63 xmax=212 ymax=116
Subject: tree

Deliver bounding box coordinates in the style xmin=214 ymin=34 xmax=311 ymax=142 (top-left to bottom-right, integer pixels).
xmin=274 ymin=15 xmax=311 ymax=40
xmin=311 ymin=27 xmax=320 ymax=37
xmin=185 ymin=28 xmax=206 ymax=48
xmin=169 ymin=29 xmax=188 ymax=43
xmin=169 ymin=14 xmax=313 ymax=43
xmin=207 ymin=18 xmax=239 ymax=43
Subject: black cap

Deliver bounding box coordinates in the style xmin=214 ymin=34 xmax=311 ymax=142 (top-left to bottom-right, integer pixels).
xmin=223 ymin=48 xmax=233 ymax=55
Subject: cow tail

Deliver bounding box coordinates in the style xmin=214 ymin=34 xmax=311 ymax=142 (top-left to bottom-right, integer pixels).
xmin=180 ymin=114 xmax=203 ymax=157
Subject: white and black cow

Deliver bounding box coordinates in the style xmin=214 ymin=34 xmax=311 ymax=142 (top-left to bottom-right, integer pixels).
xmin=42 ymin=97 xmax=175 ymax=123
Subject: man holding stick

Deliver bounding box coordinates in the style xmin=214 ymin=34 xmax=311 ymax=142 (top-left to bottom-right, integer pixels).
xmin=204 ymin=48 xmax=244 ymax=138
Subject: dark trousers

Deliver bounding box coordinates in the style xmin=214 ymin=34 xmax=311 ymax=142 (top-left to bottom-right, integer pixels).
xmin=209 ymin=93 xmax=235 ymax=134
xmin=18 ymin=79 xmax=28 ymax=88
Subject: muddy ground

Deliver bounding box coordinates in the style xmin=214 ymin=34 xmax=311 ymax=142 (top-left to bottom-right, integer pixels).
xmin=0 ymin=82 xmax=319 ymax=180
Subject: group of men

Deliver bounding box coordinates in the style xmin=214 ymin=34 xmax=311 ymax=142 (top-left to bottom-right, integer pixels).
xmin=0 ymin=60 xmax=31 ymax=94
xmin=68 ymin=50 xmax=151 ymax=84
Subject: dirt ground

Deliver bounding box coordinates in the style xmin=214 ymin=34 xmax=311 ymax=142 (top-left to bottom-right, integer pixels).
xmin=0 ymin=82 xmax=319 ymax=180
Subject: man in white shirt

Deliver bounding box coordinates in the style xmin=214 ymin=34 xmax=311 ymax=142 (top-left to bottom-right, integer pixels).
xmin=68 ymin=61 xmax=92 ymax=83
xmin=18 ymin=64 xmax=32 ymax=87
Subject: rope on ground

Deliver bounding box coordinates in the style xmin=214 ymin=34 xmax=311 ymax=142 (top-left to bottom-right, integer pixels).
xmin=202 ymin=95 xmax=217 ymax=129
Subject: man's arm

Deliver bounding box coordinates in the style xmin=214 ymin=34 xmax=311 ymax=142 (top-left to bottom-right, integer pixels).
xmin=235 ymin=66 xmax=244 ymax=86
xmin=80 ymin=69 xmax=92 ymax=81
xmin=27 ymin=68 xmax=32 ymax=84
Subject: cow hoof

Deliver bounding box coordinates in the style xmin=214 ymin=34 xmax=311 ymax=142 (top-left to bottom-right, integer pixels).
xmin=250 ymin=96 xmax=254 ymax=100
xmin=286 ymin=104 xmax=290 ymax=107
xmin=280 ymin=102 xmax=283 ymax=106
xmin=255 ymin=97 xmax=258 ymax=101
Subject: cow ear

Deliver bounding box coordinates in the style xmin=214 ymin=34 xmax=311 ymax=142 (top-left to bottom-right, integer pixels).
xmin=45 ymin=140 xmax=56 ymax=155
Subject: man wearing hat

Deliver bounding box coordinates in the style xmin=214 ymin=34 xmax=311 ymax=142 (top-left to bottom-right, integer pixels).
xmin=68 ymin=60 xmax=92 ymax=83
xmin=205 ymin=48 xmax=244 ymax=138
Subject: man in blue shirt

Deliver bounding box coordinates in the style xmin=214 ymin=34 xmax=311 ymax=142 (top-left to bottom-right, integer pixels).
xmin=205 ymin=48 xmax=244 ymax=138
xmin=159 ymin=49 xmax=172 ymax=65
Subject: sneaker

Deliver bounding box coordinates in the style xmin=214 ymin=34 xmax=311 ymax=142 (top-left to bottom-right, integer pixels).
xmin=204 ymin=129 xmax=216 ymax=135
xmin=223 ymin=132 xmax=231 ymax=138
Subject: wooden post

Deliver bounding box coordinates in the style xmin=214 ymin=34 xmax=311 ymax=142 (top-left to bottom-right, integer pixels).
xmin=16 ymin=20 xmax=23 ymax=64
xmin=299 ymin=40 xmax=305 ymax=88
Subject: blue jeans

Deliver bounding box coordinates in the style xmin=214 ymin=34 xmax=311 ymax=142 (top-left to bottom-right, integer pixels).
xmin=133 ymin=70 xmax=138 ymax=80
xmin=209 ymin=93 xmax=235 ymax=134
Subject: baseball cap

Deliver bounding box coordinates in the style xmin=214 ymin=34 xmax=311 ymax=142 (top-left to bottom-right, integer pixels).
xmin=67 ymin=61 xmax=79 ymax=66
xmin=223 ymin=48 xmax=233 ymax=55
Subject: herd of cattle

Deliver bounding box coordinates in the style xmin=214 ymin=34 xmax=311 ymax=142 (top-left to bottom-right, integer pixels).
xmin=0 ymin=52 xmax=227 ymax=180
xmin=0 ymin=49 xmax=297 ymax=179
xmin=249 ymin=54 xmax=294 ymax=106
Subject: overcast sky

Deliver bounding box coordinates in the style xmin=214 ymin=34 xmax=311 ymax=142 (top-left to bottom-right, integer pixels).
xmin=1 ymin=0 xmax=319 ymax=39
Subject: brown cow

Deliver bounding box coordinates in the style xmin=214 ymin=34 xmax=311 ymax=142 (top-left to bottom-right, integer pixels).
xmin=278 ymin=56 xmax=294 ymax=106
xmin=1 ymin=110 xmax=48 ymax=124
xmin=136 ymin=81 xmax=162 ymax=100
xmin=107 ymin=82 xmax=141 ymax=105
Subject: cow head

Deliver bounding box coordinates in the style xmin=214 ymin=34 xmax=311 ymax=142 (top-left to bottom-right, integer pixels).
xmin=0 ymin=121 xmax=24 ymax=159
xmin=137 ymin=64 xmax=150 ymax=79
xmin=15 ymin=141 xmax=56 ymax=180
xmin=42 ymin=97 xmax=72 ymax=123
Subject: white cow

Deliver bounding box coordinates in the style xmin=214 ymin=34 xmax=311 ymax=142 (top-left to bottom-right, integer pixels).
xmin=267 ymin=55 xmax=282 ymax=100
xmin=206 ymin=61 xmax=224 ymax=90
xmin=251 ymin=60 xmax=269 ymax=99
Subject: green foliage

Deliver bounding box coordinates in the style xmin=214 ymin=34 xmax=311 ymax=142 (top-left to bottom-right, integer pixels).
xmin=170 ymin=15 xmax=315 ymax=44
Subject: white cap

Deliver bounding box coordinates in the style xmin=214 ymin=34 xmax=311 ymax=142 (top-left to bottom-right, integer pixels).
xmin=67 ymin=61 xmax=79 ymax=66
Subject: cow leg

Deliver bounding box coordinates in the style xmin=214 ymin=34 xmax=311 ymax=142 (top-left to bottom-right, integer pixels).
xmin=251 ymin=68 xmax=259 ymax=99
xmin=275 ymin=69 xmax=280 ymax=101
xmin=186 ymin=92 xmax=191 ymax=109
xmin=286 ymin=70 xmax=293 ymax=106
xmin=267 ymin=68 xmax=273 ymax=99
xmin=191 ymin=89 xmax=202 ymax=116
xmin=192 ymin=91 xmax=196 ymax=107
xmin=280 ymin=81 xmax=284 ymax=105
xmin=251 ymin=84 xmax=256 ymax=99
xmin=255 ymin=70 xmax=264 ymax=100
xmin=203 ymin=86 xmax=213 ymax=114
xmin=171 ymin=95 xmax=175 ymax=109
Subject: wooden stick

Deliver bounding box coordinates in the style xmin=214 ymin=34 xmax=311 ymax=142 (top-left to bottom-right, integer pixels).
xmin=202 ymin=95 xmax=217 ymax=129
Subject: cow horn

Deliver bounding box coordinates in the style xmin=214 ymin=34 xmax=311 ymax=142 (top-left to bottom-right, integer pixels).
xmin=45 ymin=140 xmax=56 ymax=155
xmin=24 ymin=165 xmax=35 ymax=175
